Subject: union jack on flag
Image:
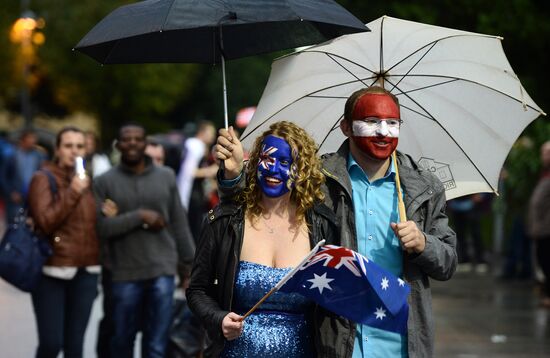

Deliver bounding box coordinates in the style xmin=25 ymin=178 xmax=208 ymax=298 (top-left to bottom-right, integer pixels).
xmin=258 ymin=144 xmax=277 ymax=170
xmin=278 ymin=244 xmax=410 ymax=334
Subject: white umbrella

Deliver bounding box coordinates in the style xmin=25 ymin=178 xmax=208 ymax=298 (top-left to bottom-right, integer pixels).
xmin=240 ymin=15 xmax=546 ymax=200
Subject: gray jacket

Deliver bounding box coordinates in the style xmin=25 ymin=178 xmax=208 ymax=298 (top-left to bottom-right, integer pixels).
xmin=320 ymin=142 xmax=457 ymax=358
xmin=93 ymin=159 xmax=195 ymax=281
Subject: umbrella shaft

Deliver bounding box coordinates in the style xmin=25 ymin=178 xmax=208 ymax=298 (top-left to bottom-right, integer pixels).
xmin=222 ymin=54 xmax=229 ymax=129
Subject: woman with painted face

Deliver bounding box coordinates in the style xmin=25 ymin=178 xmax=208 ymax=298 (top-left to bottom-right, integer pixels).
xmin=187 ymin=121 xmax=339 ymax=358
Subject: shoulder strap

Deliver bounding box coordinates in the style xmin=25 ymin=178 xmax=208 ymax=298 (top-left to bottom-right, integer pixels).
xmin=39 ymin=169 xmax=58 ymax=199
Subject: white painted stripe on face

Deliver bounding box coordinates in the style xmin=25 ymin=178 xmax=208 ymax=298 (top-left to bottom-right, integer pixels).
xmin=352 ymin=120 xmax=400 ymax=138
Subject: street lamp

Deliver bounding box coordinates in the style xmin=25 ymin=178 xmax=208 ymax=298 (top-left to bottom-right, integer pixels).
xmin=9 ymin=11 xmax=45 ymax=128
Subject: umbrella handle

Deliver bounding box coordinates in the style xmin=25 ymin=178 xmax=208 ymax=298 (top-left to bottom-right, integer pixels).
xmin=392 ymin=151 xmax=407 ymax=222
xmin=392 ymin=151 xmax=413 ymax=254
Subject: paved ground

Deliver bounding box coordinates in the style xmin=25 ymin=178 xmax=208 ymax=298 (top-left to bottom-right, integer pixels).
xmin=1 ymin=269 xmax=549 ymax=357
xmin=433 ymin=269 xmax=550 ymax=357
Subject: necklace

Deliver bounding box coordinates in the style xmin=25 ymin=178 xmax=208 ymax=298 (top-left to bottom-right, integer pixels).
xmin=262 ymin=218 xmax=275 ymax=234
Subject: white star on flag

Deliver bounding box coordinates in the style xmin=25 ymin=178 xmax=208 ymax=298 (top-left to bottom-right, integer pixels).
xmin=374 ymin=307 xmax=387 ymax=320
xmin=398 ymin=278 xmax=405 ymax=287
xmin=381 ymin=277 xmax=389 ymax=290
xmin=307 ymin=272 xmax=334 ymax=294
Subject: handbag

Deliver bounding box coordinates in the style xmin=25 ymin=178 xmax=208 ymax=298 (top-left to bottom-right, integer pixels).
xmin=0 ymin=169 xmax=57 ymax=292
xmin=166 ymin=297 xmax=205 ymax=358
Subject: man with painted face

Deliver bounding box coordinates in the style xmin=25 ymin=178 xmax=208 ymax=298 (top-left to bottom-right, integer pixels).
xmin=216 ymin=86 xmax=457 ymax=358
xmin=187 ymin=121 xmax=341 ymax=358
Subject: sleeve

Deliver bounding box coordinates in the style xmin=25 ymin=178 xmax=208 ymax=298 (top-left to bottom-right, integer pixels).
xmin=168 ymin=172 xmax=196 ymax=276
xmin=216 ymin=168 xmax=246 ymax=203
xmin=93 ymin=175 xmax=143 ymax=239
xmin=409 ymin=187 xmax=458 ymax=281
xmin=28 ymin=171 xmax=81 ymax=235
xmin=186 ymin=222 xmax=228 ymax=339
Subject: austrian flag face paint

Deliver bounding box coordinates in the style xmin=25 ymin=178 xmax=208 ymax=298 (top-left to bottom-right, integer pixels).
xmin=351 ymin=93 xmax=401 ymax=160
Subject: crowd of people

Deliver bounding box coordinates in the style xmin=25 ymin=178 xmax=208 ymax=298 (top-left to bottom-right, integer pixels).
xmin=0 ymin=123 xmax=218 ymax=357
xmin=0 ymin=86 xmax=548 ymax=358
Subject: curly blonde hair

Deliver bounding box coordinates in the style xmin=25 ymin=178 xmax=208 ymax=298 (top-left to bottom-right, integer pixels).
xmin=238 ymin=121 xmax=325 ymax=227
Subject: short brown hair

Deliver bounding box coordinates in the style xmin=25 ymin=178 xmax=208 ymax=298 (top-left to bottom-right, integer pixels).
xmin=343 ymin=86 xmax=399 ymax=124
xmin=56 ymin=126 xmax=84 ymax=148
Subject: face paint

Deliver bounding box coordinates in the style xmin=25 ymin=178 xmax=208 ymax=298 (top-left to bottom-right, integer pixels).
xmin=256 ymin=135 xmax=294 ymax=197
xmin=350 ymin=93 xmax=401 ymax=160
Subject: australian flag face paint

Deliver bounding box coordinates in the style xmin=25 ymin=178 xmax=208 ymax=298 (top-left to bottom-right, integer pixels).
xmin=257 ymin=135 xmax=294 ymax=198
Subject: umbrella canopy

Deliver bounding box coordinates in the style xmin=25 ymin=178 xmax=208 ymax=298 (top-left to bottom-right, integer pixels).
xmin=74 ymin=0 xmax=368 ymax=64
xmin=74 ymin=0 xmax=368 ymax=127
xmin=240 ymin=15 xmax=546 ymax=200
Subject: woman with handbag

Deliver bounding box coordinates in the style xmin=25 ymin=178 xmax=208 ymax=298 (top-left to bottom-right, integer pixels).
xmin=28 ymin=126 xmax=99 ymax=358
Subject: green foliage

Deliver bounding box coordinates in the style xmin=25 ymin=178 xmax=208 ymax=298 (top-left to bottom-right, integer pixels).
xmin=1 ymin=0 xmax=199 ymax=139
xmin=1 ymin=0 xmax=549 ymax=215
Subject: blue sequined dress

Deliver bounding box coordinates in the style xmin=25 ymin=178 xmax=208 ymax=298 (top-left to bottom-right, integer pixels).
xmin=221 ymin=261 xmax=315 ymax=358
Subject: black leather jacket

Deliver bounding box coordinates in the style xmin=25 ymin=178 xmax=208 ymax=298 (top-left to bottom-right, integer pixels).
xmin=186 ymin=202 xmax=346 ymax=357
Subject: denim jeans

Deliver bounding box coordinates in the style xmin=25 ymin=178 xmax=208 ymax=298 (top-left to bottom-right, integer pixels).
xmin=96 ymin=268 xmax=113 ymax=358
xmin=31 ymin=269 xmax=99 ymax=358
xmin=110 ymin=275 xmax=175 ymax=358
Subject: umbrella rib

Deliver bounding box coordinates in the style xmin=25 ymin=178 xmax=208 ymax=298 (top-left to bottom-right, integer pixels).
xmin=241 ymin=76 xmax=379 ymax=142
xmin=385 ymin=34 xmax=500 ymax=76
xmin=317 ymin=114 xmax=344 ymax=152
xmin=388 ymin=74 xmax=543 ymax=114
xmin=160 ymin=0 xmax=177 ymax=31
xmin=388 ymin=42 xmax=438 ymax=92
xmin=393 ymin=78 xmax=460 ymax=97
xmin=325 ymin=52 xmax=378 ymax=78
xmin=385 ymin=77 xmax=498 ymax=193
xmin=302 ymin=50 xmax=378 ymax=76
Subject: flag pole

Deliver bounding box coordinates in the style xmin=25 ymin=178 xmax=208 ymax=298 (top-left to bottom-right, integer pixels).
xmin=240 ymin=240 xmax=325 ymax=321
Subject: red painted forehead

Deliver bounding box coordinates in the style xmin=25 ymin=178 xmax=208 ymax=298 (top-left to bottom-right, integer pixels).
xmin=352 ymin=93 xmax=400 ymax=120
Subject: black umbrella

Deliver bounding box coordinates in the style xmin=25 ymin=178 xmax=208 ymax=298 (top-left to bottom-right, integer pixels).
xmin=74 ymin=0 xmax=368 ymax=127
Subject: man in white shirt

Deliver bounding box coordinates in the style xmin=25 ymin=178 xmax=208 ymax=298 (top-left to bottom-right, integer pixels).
xmin=176 ymin=121 xmax=217 ymax=210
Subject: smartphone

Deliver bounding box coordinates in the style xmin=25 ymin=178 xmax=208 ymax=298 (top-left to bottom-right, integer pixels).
xmin=75 ymin=156 xmax=86 ymax=179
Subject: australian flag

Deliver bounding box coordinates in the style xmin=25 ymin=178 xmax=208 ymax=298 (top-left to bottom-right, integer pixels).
xmin=277 ymin=244 xmax=410 ymax=334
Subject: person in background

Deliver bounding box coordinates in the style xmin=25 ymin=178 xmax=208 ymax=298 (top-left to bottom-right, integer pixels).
xmin=448 ymin=193 xmax=491 ymax=273
xmin=84 ymin=131 xmax=112 ymax=178
xmin=217 ymin=86 xmax=457 ymax=357
xmin=28 ymin=126 xmax=99 ymax=358
xmin=145 ymin=140 xmax=166 ymax=166
xmin=187 ymin=121 xmax=339 ymax=357
xmin=177 ymin=121 xmax=217 ymax=209
xmin=527 ymin=141 xmax=550 ymax=308
xmin=94 ymin=123 xmax=195 ymax=358
xmin=4 ymin=129 xmax=45 ymax=223
xmin=0 ymin=131 xmax=15 ymax=231
xmin=176 ymin=120 xmax=218 ymax=239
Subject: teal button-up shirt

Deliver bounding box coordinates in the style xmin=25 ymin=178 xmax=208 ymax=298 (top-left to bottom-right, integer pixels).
xmin=348 ymin=154 xmax=408 ymax=358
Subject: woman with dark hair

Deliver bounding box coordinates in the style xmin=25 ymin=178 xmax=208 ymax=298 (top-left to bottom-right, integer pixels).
xmin=28 ymin=126 xmax=99 ymax=358
xmin=187 ymin=121 xmax=340 ymax=357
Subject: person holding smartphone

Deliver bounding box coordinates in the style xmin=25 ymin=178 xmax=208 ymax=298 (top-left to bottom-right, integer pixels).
xmin=28 ymin=126 xmax=99 ymax=358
